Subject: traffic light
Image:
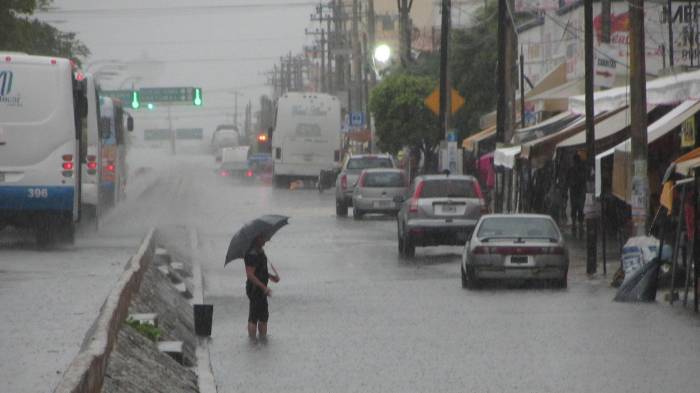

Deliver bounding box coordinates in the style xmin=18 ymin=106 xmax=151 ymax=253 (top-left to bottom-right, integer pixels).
xmin=257 ymin=132 xmax=270 ymax=152
xmin=130 ymin=90 xmax=140 ymax=109
xmin=146 ymin=103 xmax=155 ymax=110
xmin=193 ymin=87 xmax=203 ymax=106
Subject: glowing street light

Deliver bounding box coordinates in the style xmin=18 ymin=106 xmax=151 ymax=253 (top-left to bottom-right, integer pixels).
xmin=373 ymin=44 xmax=392 ymax=64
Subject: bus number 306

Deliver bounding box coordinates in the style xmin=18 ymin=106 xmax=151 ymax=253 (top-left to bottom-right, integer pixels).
xmin=28 ymin=188 xmax=49 ymax=198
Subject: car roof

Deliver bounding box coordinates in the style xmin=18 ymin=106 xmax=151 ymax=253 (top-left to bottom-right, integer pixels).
xmin=417 ymin=174 xmax=477 ymax=181
xmin=361 ymin=168 xmax=404 ymax=173
xmin=348 ymin=154 xmax=392 ymax=159
xmin=479 ymin=214 xmax=554 ymax=220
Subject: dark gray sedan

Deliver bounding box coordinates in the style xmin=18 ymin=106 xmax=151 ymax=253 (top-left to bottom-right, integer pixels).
xmin=461 ymin=214 xmax=569 ymax=289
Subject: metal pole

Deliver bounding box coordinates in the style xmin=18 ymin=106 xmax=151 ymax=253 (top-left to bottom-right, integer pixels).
xmin=630 ymin=0 xmax=649 ymax=235
xmin=439 ymin=0 xmax=451 ymax=141
xmin=670 ymin=185 xmax=686 ymax=305
xmin=168 ymin=105 xmax=175 ymax=155
xmin=520 ymin=50 xmax=525 ymax=128
xmin=667 ymin=0 xmax=674 ymax=67
xmin=584 ymin=0 xmax=597 ymax=274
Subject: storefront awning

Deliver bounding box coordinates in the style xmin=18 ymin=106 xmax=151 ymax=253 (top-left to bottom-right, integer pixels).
xmin=556 ymin=107 xmax=632 ymax=150
xmin=462 ymin=125 xmax=496 ymax=151
xmin=595 ymin=100 xmax=700 ymax=196
xmin=674 ymin=147 xmax=700 ymax=176
xmin=569 ymin=69 xmax=700 ymax=114
xmin=494 ymin=146 xmax=522 ymax=169
xmin=520 ymin=107 xmax=624 ymax=168
xmin=512 ymin=111 xmax=581 ymax=144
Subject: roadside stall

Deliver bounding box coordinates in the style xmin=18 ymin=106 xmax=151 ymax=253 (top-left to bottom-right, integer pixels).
xmin=660 ymin=148 xmax=700 ymax=312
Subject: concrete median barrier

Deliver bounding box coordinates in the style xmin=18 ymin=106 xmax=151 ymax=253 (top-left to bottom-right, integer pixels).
xmin=54 ymin=228 xmax=155 ymax=393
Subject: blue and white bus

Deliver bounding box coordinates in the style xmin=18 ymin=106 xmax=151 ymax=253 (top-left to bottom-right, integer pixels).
xmin=0 ymin=53 xmax=88 ymax=244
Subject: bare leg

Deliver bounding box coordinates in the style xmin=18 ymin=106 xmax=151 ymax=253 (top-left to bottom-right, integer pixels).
xmin=258 ymin=322 xmax=267 ymax=339
xmin=247 ymin=322 xmax=257 ymax=339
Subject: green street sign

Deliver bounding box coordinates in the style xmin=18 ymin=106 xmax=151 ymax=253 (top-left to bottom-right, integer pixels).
xmin=144 ymin=129 xmax=170 ymax=141
xmin=176 ymin=128 xmax=203 ymax=140
xmin=139 ymin=87 xmax=201 ymax=105
xmin=101 ymin=90 xmax=134 ymax=105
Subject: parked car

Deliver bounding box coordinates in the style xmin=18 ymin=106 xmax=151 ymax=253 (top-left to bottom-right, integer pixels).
xmin=351 ymin=169 xmax=408 ymax=219
xmin=396 ymin=174 xmax=486 ymax=258
xmin=461 ymin=214 xmax=568 ymax=289
xmin=335 ymin=154 xmax=395 ymax=216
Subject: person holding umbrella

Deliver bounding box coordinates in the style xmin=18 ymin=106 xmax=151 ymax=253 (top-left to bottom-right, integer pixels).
xmin=244 ymin=235 xmax=280 ymax=341
xmin=225 ymin=215 xmax=289 ymax=341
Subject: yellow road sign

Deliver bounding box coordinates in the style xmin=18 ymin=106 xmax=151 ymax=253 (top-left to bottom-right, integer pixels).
xmin=424 ymin=87 xmax=465 ymax=115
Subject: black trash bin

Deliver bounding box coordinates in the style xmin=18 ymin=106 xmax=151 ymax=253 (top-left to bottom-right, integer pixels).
xmin=193 ymin=304 xmax=213 ymax=336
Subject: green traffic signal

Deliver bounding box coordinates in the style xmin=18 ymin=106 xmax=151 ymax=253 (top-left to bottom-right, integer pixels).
xmin=193 ymin=87 xmax=202 ymax=106
xmin=131 ymin=90 xmax=140 ymax=109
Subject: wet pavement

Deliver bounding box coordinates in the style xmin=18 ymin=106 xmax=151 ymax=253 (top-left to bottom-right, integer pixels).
xmin=2 ymin=151 xmax=699 ymax=392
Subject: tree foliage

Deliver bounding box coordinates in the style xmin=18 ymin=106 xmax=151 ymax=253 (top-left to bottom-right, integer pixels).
xmin=0 ymin=0 xmax=90 ymax=64
xmin=369 ymin=72 xmax=440 ymax=163
xmin=450 ymin=3 xmax=499 ymax=136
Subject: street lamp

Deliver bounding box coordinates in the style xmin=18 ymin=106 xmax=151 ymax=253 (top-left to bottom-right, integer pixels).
xmin=373 ymin=44 xmax=392 ymax=64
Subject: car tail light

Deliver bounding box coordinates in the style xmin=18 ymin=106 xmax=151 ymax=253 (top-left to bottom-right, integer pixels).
xmin=408 ymin=198 xmax=418 ymax=213
xmin=358 ymin=172 xmax=367 ymax=187
xmin=481 ymin=246 xmax=565 ymax=255
xmin=413 ymin=180 xmax=425 ymax=198
xmin=246 ymin=170 xmax=254 ymax=177
xmin=472 ymin=246 xmax=487 ymax=255
xmin=340 ymin=174 xmax=347 ymax=190
xmin=219 ymin=170 xmax=229 ymax=177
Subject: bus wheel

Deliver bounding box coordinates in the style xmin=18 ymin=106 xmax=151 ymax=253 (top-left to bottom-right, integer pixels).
xmin=35 ymin=222 xmax=54 ymax=247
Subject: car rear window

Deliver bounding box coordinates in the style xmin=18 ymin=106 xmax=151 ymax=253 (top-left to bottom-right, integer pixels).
xmin=477 ymin=217 xmax=560 ymax=240
xmin=346 ymin=157 xmax=393 ymax=170
xmin=419 ymin=179 xmax=478 ymax=198
xmin=364 ymin=172 xmax=405 ymax=187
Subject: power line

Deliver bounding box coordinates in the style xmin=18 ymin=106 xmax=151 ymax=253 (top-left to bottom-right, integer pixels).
xmin=39 ymin=2 xmax=318 ymax=17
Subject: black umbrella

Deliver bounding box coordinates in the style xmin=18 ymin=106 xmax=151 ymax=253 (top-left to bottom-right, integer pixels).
xmin=224 ymin=215 xmax=289 ymax=265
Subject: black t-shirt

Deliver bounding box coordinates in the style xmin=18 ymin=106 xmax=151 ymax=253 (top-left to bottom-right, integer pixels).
xmin=244 ymin=248 xmax=269 ymax=297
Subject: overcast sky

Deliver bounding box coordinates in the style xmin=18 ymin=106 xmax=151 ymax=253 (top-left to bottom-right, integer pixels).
xmin=39 ymin=0 xmax=317 ymax=135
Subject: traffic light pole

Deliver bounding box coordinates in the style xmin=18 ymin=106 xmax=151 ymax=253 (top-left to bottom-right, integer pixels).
xmin=168 ymin=104 xmax=176 ymax=155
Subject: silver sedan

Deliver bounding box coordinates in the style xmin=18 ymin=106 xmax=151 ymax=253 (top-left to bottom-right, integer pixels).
xmin=351 ymin=168 xmax=408 ymax=219
xmin=461 ymin=214 xmax=569 ymax=289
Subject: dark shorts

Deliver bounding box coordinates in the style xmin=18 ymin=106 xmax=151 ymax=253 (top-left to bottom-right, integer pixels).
xmin=248 ymin=295 xmax=269 ymax=323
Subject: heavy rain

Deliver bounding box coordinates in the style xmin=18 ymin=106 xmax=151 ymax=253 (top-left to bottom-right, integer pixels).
xmin=1 ymin=1 xmax=700 ymax=392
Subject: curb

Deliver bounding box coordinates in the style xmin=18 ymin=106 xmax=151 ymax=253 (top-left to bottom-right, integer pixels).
xmin=54 ymin=228 xmax=156 ymax=393
xmin=190 ymin=227 xmax=218 ymax=393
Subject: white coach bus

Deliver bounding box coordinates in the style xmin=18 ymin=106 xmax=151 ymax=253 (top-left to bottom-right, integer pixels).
xmin=0 ymin=53 xmax=88 ymax=244
xmin=271 ymin=92 xmax=341 ymax=188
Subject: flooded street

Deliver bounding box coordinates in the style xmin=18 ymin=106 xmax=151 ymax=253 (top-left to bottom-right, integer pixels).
xmin=127 ymin=154 xmax=700 ymax=393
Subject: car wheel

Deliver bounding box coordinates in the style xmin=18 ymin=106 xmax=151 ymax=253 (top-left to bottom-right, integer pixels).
xmin=403 ymin=233 xmax=415 ymax=258
xmin=353 ymin=207 xmax=362 ymax=220
xmin=336 ymin=200 xmax=348 ymax=217
xmin=557 ymin=273 xmax=568 ymax=289
xmin=464 ymin=266 xmax=479 ymax=289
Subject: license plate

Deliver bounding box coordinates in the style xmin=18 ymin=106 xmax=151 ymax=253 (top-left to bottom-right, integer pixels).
xmin=374 ymin=200 xmax=391 ymax=208
xmin=510 ymin=256 xmax=528 ymax=264
xmin=440 ymin=205 xmax=456 ymax=213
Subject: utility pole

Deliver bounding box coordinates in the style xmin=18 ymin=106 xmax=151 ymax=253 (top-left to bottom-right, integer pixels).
xmin=398 ymin=0 xmax=414 ymax=67
xmin=439 ymin=0 xmax=451 ymax=152
xmin=367 ymin=0 xmax=376 ymax=85
xmin=584 ymin=0 xmax=597 ymax=274
xmin=352 ymin=0 xmax=362 ymax=113
xmin=630 ymin=0 xmax=649 ymax=235
xmin=667 ymin=0 xmax=674 ymax=68
xmin=496 ymin=0 xmax=516 ymax=212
